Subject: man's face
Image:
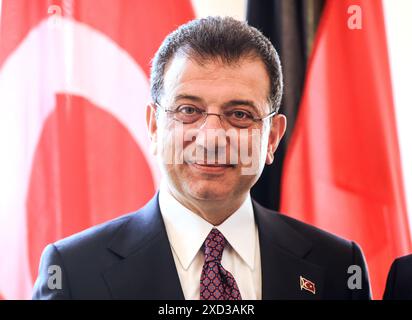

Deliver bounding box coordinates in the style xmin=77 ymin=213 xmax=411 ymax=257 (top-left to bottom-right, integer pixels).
xmin=147 ymin=54 xmax=286 ymax=203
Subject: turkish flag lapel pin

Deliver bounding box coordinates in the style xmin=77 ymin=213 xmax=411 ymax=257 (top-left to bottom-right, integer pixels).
xmin=300 ymin=276 xmax=316 ymax=294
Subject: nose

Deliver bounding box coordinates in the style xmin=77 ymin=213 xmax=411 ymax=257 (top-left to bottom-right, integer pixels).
xmin=199 ymin=113 xmax=224 ymax=130
xmin=195 ymin=114 xmax=227 ymax=161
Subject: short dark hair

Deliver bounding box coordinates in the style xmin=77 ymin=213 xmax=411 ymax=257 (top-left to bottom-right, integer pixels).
xmin=150 ymin=16 xmax=283 ymax=112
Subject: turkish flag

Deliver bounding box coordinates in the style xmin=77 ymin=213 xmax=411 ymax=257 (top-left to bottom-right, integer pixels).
xmin=0 ymin=0 xmax=194 ymax=299
xmin=281 ymin=0 xmax=411 ymax=299
xmin=300 ymin=276 xmax=316 ymax=295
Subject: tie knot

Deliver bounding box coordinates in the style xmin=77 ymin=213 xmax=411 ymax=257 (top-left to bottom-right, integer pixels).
xmin=202 ymin=228 xmax=226 ymax=263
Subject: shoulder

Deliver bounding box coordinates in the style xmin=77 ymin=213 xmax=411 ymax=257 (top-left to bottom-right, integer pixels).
xmin=32 ymin=194 xmax=162 ymax=299
xmin=32 ymin=212 xmax=139 ymax=299
xmin=254 ymin=200 xmax=355 ymax=253
xmin=384 ymin=253 xmax=412 ymax=300
xmin=52 ymin=212 xmax=134 ymax=255
xmin=39 ymin=211 xmax=139 ymax=282
xmin=278 ymin=212 xmax=354 ymax=249
xmin=52 ymin=193 xmax=161 ymax=256
xmin=391 ymin=253 xmax=412 ymax=282
xmin=394 ymin=253 xmax=412 ymax=267
xmin=391 ymin=253 xmax=412 ymax=283
xmin=253 ymin=201 xmax=371 ymax=299
xmin=253 ymin=201 xmax=368 ymax=275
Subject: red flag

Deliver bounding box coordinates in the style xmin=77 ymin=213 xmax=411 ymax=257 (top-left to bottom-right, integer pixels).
xmin=281 ymin=0 xmax=411 ymax=299
xmin=0 ymin=0 xmax=194 ymax=299
xmin=300 ymin=276 xmax=316 ymax=295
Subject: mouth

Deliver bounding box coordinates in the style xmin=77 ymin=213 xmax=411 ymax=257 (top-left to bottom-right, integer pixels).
xmin=187 ymin=162 xmax=235 ymax=174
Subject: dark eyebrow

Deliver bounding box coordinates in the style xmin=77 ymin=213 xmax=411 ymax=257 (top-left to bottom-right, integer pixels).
xmin=173 ymin=95 xmax=260 ymax=113
xmin=173 ymin=94 xmax=204 ymax=104
xmin=222 ymin=100 xmax=260 ymax=112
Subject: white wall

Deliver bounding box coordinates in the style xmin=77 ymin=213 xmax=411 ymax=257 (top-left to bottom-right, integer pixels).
xmin=191 ymin=0 xmax=246 ymax=20
xmin=383 ymin=0 xmax=412 ymax=236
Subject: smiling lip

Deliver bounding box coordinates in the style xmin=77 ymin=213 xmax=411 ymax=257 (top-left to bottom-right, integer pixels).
xmin=188 ymin=162 xmax=235 ymax=173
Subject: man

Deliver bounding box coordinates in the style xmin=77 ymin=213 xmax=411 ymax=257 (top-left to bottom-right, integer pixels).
xmin=383 ymin=254 xmax=412 ymax=300
xmin=33 ymin=16 xmax=370 ymax=300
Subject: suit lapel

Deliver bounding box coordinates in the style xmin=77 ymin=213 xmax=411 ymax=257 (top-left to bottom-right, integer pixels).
xmin=101 ymin=193 xmax=325 ymax=300
xmin=253 ymin=201 xmax=325 ymax=300
xmin=103 ymin=193 xmax=185 ymax=299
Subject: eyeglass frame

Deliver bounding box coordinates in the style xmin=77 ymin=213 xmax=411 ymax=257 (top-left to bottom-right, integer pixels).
xmin=154 ymin=102 xmax=279 ymax=128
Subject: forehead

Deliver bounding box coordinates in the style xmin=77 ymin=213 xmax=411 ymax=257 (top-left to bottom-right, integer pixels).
xmin=162 ymin=54 xmax=270 ymax=108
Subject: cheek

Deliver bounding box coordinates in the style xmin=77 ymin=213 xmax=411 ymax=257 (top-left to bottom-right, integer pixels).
xmin=157 ymin=121 xmax=191 ymax=167
xmin=241 ymin=129 xmax=267 ymax=157
xmin=242 ymin=129 xmax=268 ymax=175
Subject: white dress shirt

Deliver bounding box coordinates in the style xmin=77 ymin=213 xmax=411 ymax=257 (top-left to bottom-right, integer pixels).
xmin=158 ymin=182 xmax=262 ymax=300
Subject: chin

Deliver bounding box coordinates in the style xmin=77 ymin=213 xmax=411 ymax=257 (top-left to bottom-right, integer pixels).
xmin=186 ymin=183 xmax=230 ymax=201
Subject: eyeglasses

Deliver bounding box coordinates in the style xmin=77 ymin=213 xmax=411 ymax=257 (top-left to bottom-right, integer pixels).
xmin=155 ymin=102 xmax=278 ymax=129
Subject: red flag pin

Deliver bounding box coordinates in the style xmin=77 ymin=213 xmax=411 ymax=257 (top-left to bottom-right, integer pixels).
xmin=300 ymin=276 xmax=316 ymax=294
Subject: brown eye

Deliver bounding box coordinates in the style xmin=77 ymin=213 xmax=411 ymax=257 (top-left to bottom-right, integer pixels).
xmin=229 ymin=110 xmax=253 ymax=119
xmin=234 ymin=111 xmax=246 ymax=119
xmin=173 ymin=105 xmax=203 ymax=124
xmin=178 ymin=105 xmax=198 ymax=114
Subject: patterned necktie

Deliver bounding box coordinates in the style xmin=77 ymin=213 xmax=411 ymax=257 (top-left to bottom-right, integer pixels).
xmin=199 ymin=228 xmax=242 ymax=300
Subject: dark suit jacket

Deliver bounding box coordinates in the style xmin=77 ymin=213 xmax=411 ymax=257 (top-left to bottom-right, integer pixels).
xmin=32 ymin=193 xmax=371 ymax=299
xmin=383 ymin=254 xmax=412 ymax=300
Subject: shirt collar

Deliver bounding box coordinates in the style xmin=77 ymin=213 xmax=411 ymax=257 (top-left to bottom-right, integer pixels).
xmin=159 ymin=181 xmax=256 ymax=271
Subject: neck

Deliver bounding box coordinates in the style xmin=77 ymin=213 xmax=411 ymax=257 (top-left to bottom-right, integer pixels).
xmin=166 ymin=186 xmax=248 ymax=226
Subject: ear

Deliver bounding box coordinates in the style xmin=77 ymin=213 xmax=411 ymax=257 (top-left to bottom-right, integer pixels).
xmin=146 ymin=102 xmax=158 ymax=155
xmin=265 ymin=114 xmax=287 ymax=165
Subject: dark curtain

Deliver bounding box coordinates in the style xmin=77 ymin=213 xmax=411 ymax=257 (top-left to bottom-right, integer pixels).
xmin=248 ymin=0 xmax=325 ymax=210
